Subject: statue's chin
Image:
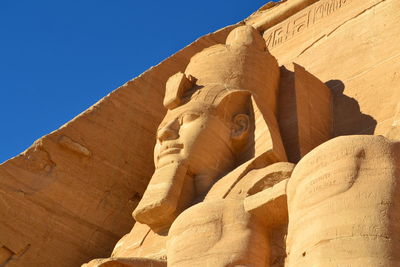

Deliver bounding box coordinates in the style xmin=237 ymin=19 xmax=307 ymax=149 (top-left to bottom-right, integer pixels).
xmin=155 ymin=146 xmax=195 ymax=169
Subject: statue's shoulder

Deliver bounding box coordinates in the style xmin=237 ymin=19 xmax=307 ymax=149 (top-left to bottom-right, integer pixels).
xmin=205 ymin=156 xmax=294 ymax=200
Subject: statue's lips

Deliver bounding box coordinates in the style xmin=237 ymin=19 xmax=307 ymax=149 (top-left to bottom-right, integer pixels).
xmin=158 ymin=143 xmax=184 ymax=158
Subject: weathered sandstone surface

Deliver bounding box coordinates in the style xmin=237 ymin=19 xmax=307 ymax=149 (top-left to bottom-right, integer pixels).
xmin=1 ymin=0 xmax=399 ymax=266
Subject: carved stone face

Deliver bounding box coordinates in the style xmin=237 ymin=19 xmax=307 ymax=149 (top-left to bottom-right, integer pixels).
xmin=133 ymin=90 xmax=251 ymax=231
xmin=154 ymin=103 xmax=235 ymax=195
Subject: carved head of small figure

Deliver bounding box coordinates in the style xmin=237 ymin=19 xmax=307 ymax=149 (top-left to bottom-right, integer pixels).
xmin=133 ymin=25 xmax=283 ymax=232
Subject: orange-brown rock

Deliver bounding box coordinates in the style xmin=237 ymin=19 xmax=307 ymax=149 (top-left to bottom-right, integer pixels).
xmin=0 ymin=24 xmax=240 ymax=267
xmin=1 ymin=0 xmax=400 ymax=266
xmin=287 ymin=135 xmax=400 ymax=266
xmin=84 ymin=23 xmax=339 ymax=267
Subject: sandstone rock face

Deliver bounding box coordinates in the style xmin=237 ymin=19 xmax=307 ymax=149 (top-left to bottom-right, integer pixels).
xmin=287 ymin=135 xmax=400 ymax=266
xmin=0 ymin=24 xmax=239 ymax=267
xmin=250 ymin=0 xmax=400 ymax=142
xmin=1 ymin=0 xmax=400 ymax=266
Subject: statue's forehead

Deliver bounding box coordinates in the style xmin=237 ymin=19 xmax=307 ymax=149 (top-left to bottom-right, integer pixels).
xmin=159 ymin=102 xmax=213 ymax=126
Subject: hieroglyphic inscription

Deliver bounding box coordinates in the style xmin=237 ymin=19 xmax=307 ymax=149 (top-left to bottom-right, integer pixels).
xmin=264 ymin=0 xmax=349 ymax=49
xmin=297 ymin=169 xmax=353 ymax=208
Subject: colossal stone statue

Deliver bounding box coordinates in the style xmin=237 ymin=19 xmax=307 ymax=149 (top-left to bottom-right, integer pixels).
xmin=84 ymin=23 xmax=400 ymax=267
xmin=85 ymin=24 xmax=293 ymax=267
xmin=1 ymin=1 xmax=400 ymax=266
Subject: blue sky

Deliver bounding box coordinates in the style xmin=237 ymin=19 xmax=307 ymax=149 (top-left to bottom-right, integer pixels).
xmin=0 ymin=0 xmax=276 ymax=163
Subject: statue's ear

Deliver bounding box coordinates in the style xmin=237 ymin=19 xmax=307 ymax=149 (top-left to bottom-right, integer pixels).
xmin=164 ymin=72 xmax=196 ymax=109
xmin=214 ymin=90 xmax=252 ymax=140
xmin=231 ymin=113 xmax=250 ymax=141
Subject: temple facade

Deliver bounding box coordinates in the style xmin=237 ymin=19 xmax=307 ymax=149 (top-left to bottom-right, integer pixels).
xmin=1 ymin=0 xmax=400 ymax=266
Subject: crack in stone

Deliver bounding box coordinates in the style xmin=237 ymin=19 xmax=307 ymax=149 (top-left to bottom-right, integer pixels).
xmin=346 ymin=52 xmax=400 ymax=82
xmin=297 ymin=0 xmax=387 ymax=58
xmin=297 ymin=35 xmax=325 ymax=57
xmin=326 ymin=0 xmax=386 ymax=38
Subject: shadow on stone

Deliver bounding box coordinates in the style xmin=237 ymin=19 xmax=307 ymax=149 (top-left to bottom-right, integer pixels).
xmin=326 ymin=79 xmax=377 ymax=136
xmin=278 ymin=68 xmax=377 ymax=163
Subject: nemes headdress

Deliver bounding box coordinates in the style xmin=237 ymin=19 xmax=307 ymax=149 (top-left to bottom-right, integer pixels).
xmin=164 ymin=25 xmax=287 ymax=162
xmin=164 ymin=25 xmax=279 ymax=112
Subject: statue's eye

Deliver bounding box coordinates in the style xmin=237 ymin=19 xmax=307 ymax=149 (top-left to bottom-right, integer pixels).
xmin=180 ymin=113 xmax=200 ymax=124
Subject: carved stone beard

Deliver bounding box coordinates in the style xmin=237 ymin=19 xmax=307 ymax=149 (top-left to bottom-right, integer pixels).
xmin=133 ymin=160 xmax=194 ymax=233
xmin=152 ymin=160 xmax=194 ymax=218
xmin=133 ymin=149 xmax=237 ymax=233
xmin=152 ymin=144 xmax=236 ymax=210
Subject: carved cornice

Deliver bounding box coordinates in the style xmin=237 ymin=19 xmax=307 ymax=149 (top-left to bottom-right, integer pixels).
xmin=245 ymin=0 xmax=320 ymax=31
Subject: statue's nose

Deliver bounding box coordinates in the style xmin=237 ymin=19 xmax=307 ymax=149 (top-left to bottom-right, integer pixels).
xmin=157 ymin=120 xmax=179 ymax=142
